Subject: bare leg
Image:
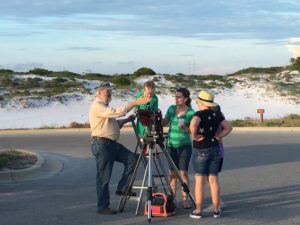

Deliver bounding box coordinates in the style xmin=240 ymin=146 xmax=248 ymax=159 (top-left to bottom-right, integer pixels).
xmin=180 ymin=171 xmax=191 ymax=208
xmin=169 ymin=170 xmax=177 ymax=197
xmin=208 ymin=175 xmax=220 ymax=212
xmin=194 ymin=175 xmax=206 ymax=212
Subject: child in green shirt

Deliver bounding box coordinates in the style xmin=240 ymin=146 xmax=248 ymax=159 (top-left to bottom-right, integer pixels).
xmin=135 ymin=80 xmax=158 ymax=137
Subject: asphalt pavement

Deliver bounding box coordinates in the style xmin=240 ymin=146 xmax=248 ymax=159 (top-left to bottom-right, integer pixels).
xmin=0 ymin=128 xmax=300 ymax=225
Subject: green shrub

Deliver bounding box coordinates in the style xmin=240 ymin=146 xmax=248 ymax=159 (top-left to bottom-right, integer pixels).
xmin=84 ymin=73 xmax=111 ymax=81
xmin=228 ymin=67 xmax=283 ymax=76
xmin=0 ymin=149 xmax=21 ymax=169
xmin=113 ymin=76 xmax=131 ymax=86
xmin=230 ymin=119 xmax=256 ymax=127
xmin=51 ymin=71 xmax=80 ymax=79
xmin=28 ymin=68 xmax=52 ymax=76
xmin=285 ymin=114 xmax=300 ymax=119
xmin=0 ymin=69 xmax=14 ymax=76
xmin=0 ymin=77 xmax=13 ymax=87
xmin=264 ymin=121 xmax=284 ymax=127
xmin=69 ymin=122 xmax=90 ymax=128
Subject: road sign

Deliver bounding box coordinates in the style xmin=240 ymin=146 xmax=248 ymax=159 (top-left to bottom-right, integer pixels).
xmin=257 ymin=108 xmax=265 ymax=124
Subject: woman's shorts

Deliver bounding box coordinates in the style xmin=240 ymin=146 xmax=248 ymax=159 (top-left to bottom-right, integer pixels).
xmin=192 ymin=146 xmax=220 ymax=176
xmin=218 ymin=158 xmax=224 ymax=172
xmin=167 ymin=145 xmax=192 ymax=172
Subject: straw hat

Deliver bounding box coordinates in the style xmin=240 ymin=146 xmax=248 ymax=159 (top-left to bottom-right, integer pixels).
xmin=197 ymin=90 xmax=218 ymax=107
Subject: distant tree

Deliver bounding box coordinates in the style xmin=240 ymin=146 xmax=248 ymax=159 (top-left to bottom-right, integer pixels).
xmin=290 ymin=58 xmax=296 ymax=64
xmin=0 ymin=69 xmax=14 ymax=75
xmin=293 ymin=57 xmax=300 ymax=66
xmin=133 ymin=67 xmax=156 ymax=77
xmin=288 ymin=57 xmax=300 ymax=72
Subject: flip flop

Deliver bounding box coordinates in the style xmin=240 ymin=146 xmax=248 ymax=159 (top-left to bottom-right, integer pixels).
xmin=183 ymin=205 xmax=192 ymax=209
xmin=182 ymin=200 xmax=191 ymax=209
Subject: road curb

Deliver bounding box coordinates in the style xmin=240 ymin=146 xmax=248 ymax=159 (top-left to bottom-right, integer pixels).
xmin=0 ymin=127 xmax=299 ymax=135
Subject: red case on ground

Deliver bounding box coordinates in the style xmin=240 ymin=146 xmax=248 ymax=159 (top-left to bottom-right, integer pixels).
xmin=144 ymin=193 xmax=176 ymax=217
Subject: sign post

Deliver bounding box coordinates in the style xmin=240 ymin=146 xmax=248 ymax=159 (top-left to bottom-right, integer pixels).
xmin=257 ymin=109 xmax=265 ymax=124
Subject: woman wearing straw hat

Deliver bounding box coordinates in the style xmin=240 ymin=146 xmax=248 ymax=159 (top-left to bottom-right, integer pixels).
xmin=189 ymin=90 xmax=232 ymax=219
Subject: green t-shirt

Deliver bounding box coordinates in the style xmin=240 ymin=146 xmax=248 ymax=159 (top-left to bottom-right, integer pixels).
xmin=135 ymin=91 xmax=159 ymax=137
xmin=165 ymin=105 xmax=195 ymax=148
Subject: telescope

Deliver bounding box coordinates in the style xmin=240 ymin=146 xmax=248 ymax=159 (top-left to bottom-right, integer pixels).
xmin=135 ymin=108 xmax=164 ymax=144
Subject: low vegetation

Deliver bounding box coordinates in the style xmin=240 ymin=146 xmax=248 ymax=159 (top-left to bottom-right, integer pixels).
xmin=228 ymin=66 xmax=283 ymax=76
xmin=0 ymin=149 xmax=37 ymax=170
xmin=65 ymin=114 xmax=300 ymax=129
xmin=0 ymin=58 xmax=299 ymax=111
xmin=230 ymin=114 xmax=300 ymax=127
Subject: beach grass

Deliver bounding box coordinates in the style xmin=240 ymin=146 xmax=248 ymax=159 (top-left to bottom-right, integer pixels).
xmin=230 ymin=114 xmax=300 ymax=127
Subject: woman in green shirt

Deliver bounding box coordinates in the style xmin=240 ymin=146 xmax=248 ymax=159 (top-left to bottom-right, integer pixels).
xmin=164 ymin=87 xmax=195 ymax=209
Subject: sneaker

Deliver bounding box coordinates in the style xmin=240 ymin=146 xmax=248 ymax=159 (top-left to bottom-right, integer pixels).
xmin=97 ymin=208 xmax=117 ymax=215
xmin=213 ymin=211 xmax=221 ymax=218
xmin=115 ymin=190 xmax=137 ymax=197
xmin=189 ymin=210 xmax=202 ymax=219
xmin=203 ymin=201 xmax=225 ymax=212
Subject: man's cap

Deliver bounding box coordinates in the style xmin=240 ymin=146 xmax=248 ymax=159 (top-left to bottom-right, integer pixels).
xmin=97 ymin=82 xmax=112 ymax=91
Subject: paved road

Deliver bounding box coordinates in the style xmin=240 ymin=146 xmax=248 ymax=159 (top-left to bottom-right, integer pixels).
xmin=0 ymin=128 xmax=300 ymax=225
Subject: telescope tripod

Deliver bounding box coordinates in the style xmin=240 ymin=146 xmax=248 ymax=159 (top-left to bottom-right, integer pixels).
xmin=117 ymin=121 xmax=196 ymax=223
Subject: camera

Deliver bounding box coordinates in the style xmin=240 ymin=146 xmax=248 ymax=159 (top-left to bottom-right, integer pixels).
xmin=135 ymin=108 xmax=164 ymax=143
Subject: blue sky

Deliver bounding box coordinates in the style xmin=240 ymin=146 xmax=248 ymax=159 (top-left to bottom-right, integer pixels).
xmin=1 ymin=0 xmax=300 ymax=75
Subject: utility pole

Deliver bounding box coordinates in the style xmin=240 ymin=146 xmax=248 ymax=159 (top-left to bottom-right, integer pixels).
xmin=188 ymin=61 xmax=196 ymax=75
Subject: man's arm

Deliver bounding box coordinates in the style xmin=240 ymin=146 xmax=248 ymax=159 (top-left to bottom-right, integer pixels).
xmin=95 ymin=97 xmax=150 ymax=119
xmin=127 ymin=97 xmax=151 ymax=112
xmin=117 ymin=114 xmax=135 ymax=129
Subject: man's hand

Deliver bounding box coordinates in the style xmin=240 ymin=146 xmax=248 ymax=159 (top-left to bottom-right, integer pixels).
xmin=127 ymin=114 xmax=136 ymax=122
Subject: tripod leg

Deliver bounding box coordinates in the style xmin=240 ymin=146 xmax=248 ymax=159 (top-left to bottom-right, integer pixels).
xmin=131 ymin=120 xmax=144 ymax=150
xmin=159 ymin=143 xmax=196 ymax=208
xmin=117 ymin=144 xmax=147 ymax=212
xmin=134 ymin=141 xmax=139 ymax=154
xmin=156 ymin=154 xmax=172 ymax=195
xmin=147 ymin=142 xmax=153 ymax=223
xmin=135 ymin=161 xmax=149 ymax=215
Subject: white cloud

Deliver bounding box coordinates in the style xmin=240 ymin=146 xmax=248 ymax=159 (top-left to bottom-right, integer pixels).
xmin=286 ymin=37 xmax=300 ymax=58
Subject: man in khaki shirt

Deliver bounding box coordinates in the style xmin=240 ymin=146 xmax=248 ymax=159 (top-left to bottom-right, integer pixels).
xmin=89 ymin=82 xmax=150 ymax=215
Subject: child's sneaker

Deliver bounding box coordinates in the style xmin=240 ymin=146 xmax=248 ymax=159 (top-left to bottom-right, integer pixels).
xmin=189 ymin=210 xmax=202 ymax=219
xmin=213 ymin=211 xmax=221 ymax=218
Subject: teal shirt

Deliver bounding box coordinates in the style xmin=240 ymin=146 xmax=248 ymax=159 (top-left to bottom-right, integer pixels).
xmin=165 ymin=105 xmax=195 ymax=148
xmin=135 ymin=91 xmax=159 ymax=137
